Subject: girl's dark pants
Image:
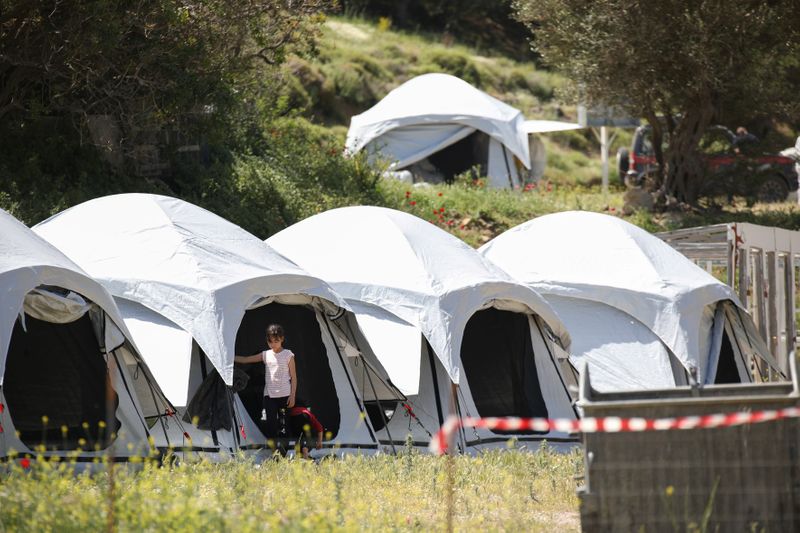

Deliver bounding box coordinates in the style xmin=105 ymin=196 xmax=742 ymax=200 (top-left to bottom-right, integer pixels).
xmin=263 ymin=395 xmax=289 ymax=441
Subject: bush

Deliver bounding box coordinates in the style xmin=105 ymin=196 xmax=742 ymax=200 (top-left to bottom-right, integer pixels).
xmin=419 ymin=50 xmax=483 ymax=88
xmin=178 ymin=117 xmax=384 ymax=238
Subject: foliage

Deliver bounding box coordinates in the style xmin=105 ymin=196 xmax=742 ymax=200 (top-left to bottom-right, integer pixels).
xmin=0 ymin=449 xmax=583 ymax=531
xmin=339 ymin=0 xmax=536 ymax=62
xmin=175 ymin=117 xmax=384 ymax=239
xmin=0 ymin=0 xmax=331 ymax=133
xmin=514 ymin=0 xmax=800 ymax=204
xmin=298 ymin=16 xmax=568 ymax=126
xmin=0 ymin=0 xmax=333 ymax=218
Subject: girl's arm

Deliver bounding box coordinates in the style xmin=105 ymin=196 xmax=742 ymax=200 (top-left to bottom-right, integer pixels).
xmin=288 ymin=356 xmax=297 ymax=408
xmin=234 ymin=353 xmax=262 ymax=364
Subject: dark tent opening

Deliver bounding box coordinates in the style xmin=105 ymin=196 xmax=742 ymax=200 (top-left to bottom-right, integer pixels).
xmin=364 ymin=401 xmax=398 ymax=431
xmin=461 ymin=308 xmax=548 ymax=435
xmin=234 ymin=303 xmax=340 ymax=438
xmin=427 ymin=131 xmax=489 ymax=182
xmin=714 ymin=329 xmax=742 ymax=384
xmin=4 ymin=312 xmax=120 ymax=450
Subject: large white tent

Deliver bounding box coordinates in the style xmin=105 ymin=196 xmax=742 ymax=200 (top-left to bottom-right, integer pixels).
xmin=34 ymin=194 xmax=382 ymax=456
xmin=480 ymin=211 xmax=783 ymax=391
xmin=0 ymin=208 xmax=177 ymax=464
xmin=267 ymin=206 xmax=578 ymax=450
xmin=346 ymin=73 xmax=533 ymax=189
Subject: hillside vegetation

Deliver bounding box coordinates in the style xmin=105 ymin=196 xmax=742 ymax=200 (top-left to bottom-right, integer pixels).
xmin=3 ymin=13 xmax=800 ymax=243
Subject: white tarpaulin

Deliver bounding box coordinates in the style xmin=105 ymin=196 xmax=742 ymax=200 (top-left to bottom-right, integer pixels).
xmin=33 ymin=193 xmax=347 ymax=386
xmin=479 ymin=211 xmax=742 ymax=384
xmin=267 ymin=206 xmax=571 ymax=387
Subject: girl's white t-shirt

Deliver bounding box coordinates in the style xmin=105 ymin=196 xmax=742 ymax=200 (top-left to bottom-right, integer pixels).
xmin=262 ymin=348 xmax=294 ymax=398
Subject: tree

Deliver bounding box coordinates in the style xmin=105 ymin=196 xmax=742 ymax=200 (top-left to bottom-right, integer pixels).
xmin=0 ymin=0 xmax=331 ymax=161
xmin=514 ymin=0 xmax=800 ymax=204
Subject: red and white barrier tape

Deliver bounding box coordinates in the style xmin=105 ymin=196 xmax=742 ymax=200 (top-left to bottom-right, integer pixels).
xmin=429 ymin=406 xmax=800 ymax=455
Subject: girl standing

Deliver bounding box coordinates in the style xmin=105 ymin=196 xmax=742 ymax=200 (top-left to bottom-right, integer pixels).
xmin=235 ymin=323 xmax=296 ymax=439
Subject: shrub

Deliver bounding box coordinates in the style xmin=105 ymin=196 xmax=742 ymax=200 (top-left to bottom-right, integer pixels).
xmin=420 ymin=50 xmax=483 ymax=88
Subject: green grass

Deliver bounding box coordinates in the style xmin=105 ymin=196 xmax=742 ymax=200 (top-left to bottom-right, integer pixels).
xmin=0 ymin=448 xmax=583 ymax=531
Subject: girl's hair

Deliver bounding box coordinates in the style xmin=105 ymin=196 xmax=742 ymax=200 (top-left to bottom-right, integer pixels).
xmin=266 ymin=323 xmax=285 ymax=340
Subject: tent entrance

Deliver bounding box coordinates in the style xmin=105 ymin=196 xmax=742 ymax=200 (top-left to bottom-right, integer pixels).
xmin=461 ymin=308 xmax=548 ymax=435
xmin=425 ymin=131 xmax=489 ymax=183
xmin=714 ymin=329 xmax=742 ymax=384
xmin=235 ymin=303 xmax=341 ymax=438
xmin=4 ymin=312 xmax=120 ymax=450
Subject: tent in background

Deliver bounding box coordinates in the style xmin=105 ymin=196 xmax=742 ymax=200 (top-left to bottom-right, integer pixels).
xmin=480 ymin=211 xmax=783 ymax=391
xmin=0 ymin=208 xmax=178 ymax=465
xmin=267 ymin=206 xmax=579 ymax=450
xmin=34 ymin=194 xmax=381 ymax=457
xmin=347 ymin=73 xmax=580 ymax=189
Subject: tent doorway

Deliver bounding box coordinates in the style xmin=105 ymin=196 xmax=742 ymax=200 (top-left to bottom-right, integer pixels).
xmin=4 ymin=312 xmax=120 ymax=450
xmin=234 ymin=303 xmax=341 ymax=438
xmin=460 ymin=308 xmax=549 ymax=435
xmin=426 ymin=131 xmax=489 ymax=183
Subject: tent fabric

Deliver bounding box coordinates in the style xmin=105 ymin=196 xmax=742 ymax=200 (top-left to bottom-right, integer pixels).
xmin=116 ymin=298 xmax=194 ymax=406
xmin=479 ymin=211 xmax=769 ymax=385
xmin=33 ymin=193 xmax=347 ymax=387
xmin=0 ymin=208 xmax=175 ymax=460
xmin=0 ymin=209 xmax=136 ymax=385
xmin=346 ymin=73 xmax=531 ymax=172
xmin=266 ymin=206 xmax=571 ymax=386
xmin=348 ymin=301 xmax=422 ymax=396
xmin=365 ymin=124 xmax=476 ymax=170
xmin=183 ymin=368 xmax=249 ymax=431
xmin=544 ymin=295 xmax=678 ymax=391
xmin=22 ymin=288 xmax=91 ymax=323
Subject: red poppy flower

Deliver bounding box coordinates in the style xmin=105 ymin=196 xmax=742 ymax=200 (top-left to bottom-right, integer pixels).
xmin=20 ymin=458 xmax=30 ymax=469
xmin=405 ymin=191 xmax=411 ymax=198
xmin=610 ymin=207 xmax=616 ymax=212
xmin=437 ymin=192 xmax=443 ymax=197
xmin=439 ymin=207 xmax=445 ymax=213
xmin=409 ymin=201 xmax=416 ymax=206
xmin=460 ymin=224 xmax=466 ymax=229
xmin=433 ymin=209 xmax=438 ymax=215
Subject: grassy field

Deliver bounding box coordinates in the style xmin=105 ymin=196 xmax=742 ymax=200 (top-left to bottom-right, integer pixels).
xmin=0 ymin=447 xmax=583 ymax=531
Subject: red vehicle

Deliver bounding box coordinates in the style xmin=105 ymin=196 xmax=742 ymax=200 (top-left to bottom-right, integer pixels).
xmin=617 ymin=125 xmax=798 ymax=202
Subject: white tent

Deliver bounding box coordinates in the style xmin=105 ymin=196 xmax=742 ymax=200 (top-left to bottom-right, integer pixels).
xmin=267 ymin=206 xmax=578 ymax=450
xmin=346 ymin=73 xmax=533 ymax=189
xmin=480 ymin=211 xmax=783 ymax=391
xmin=34 ymin=194 xmax=381 ymax=456
xmin=0 ymin=208 xmax=178 ymax=464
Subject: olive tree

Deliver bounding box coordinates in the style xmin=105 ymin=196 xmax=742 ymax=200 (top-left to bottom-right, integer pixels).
xmin=514 ymin=0 xmax=800 ymax=204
